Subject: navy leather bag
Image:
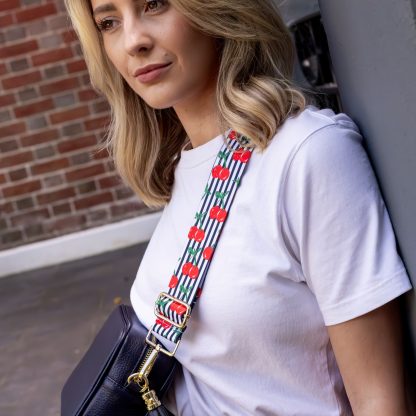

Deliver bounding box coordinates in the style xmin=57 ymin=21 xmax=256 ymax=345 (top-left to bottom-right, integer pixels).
xmin=61 ymin=305 xmax=177 ymax=416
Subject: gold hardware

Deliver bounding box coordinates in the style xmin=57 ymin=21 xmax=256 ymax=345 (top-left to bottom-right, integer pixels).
xmin=127 ymin=372 xmax=149 ymax=393
xmin=146 ymin=329 xmax=181 ymax=357
xmin=126 ymin=335 xmax=169 ymax=410
xmin=142 ymin=390 xmax=162 ymax=411
xmin=127 ymin=345 xmax=160 ymax=391
xmin=154 ymin=292 xmax=191 ymax=330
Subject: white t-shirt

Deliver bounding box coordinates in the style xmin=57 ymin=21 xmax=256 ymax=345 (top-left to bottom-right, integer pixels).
xmin=130 ymin=106 xmax=412 ymax=415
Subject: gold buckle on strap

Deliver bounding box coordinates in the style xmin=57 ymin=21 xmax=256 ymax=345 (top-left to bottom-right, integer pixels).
xmin=154 ymin=292 xmax=191 ymax=330
xmin=145 ymin=329 xmax=181 ymax=357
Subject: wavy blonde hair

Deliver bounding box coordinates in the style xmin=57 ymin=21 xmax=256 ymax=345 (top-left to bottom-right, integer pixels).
xmin=65 ymin=0 xmax=307 ymax=207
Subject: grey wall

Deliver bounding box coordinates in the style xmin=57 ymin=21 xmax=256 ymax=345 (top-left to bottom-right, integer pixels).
xmin=277 ymin=0 xmax=319 ymax=26
xmin=318 ymin=0 xmax=416 ymax=405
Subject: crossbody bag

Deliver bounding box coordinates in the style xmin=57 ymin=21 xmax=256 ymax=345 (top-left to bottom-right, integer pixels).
xmin=61 ymin=130 xmax=253 ymax=415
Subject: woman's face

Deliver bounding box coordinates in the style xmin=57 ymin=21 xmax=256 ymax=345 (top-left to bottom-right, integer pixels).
xmin=90 ymin=0 xmax=220 ymax=110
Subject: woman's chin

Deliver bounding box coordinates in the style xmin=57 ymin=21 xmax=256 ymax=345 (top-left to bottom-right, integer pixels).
xmin=138 ymin=96 xmax=174 ymax=110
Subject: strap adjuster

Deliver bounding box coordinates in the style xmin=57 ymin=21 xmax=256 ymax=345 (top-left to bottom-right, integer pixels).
xmin=154 ymin=292 xmax=191 ymax=330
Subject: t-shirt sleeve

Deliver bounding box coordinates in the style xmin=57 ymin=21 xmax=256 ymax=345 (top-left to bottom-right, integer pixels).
xmin=280 ymin=122 xmax=412 ymax=325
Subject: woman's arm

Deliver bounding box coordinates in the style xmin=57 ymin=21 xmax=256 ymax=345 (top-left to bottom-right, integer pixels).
xmin=327 ymin=299 xmax=408 ymax=415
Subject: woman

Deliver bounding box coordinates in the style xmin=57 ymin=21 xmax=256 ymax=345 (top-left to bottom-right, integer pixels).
xmin=65 ymin=0 xmax=412 ymax=414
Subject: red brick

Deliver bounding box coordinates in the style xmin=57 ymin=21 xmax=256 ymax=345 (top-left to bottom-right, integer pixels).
xmin=115 ymin=187 xmax=133 ymax=200
xmin=92 ymin=100 xmax=110 ymax=114
xmin=0 ymin=14 xmax=13 ymax=27
xmin=92 ymin=147 xmax=110 ymax=160
xmin=78 ymin=88 xmax=99 ymax=101
xmin=0 ymin=40 xmax=38 ymax=59
xmin=32 ymin=46 xmax=73 ymax=66
xmin=3 ymin=179 xmax=41 ymax=197
xmin=74 ymin=191 xmax=113 ymax=210
xmin=0 ymin=121 xmax=26 ymax=137
xmin=0 ymin=151 xmax=33 ymax=168
xmin=52 ymin=202 xmax=71 ymax=216
xmin=66 ymin=163 xmax=106 ymax=182
xmin=62 ymin=29 xmax=78 ymax=43
xmin=0 ymin=173 xmax=6 ymax=184
xmin=40 ymin=77 xmax=79 ymax=96
xmin=14 ymin=98 xmax=54 ymax=118
xmin=15 ymin=196 xmax=34 ymax=211
xmin=77 ymin=180 xmax=96 ymax=194
xmin=1 ymin=229 xmax=23 ymax=246
xmin=9 ymin=167 xmax=27 ymax=181
xmin=111 ymin=201 xmax=143 ymax=217
xmin=58 ymin=135 xmax=96 ymax=153
xmin=24 ymin=223 xmax=44 ymax=239
xmin=37 ymin=187 xmax=76 ymax=205
xmin=67 ymin=59 xmax=87 ymax=73
xmin=50 ymin=105 xmax=90 ymax=124
xmin=0 ymin=0 xmax=20 ymax=12
xmin=43 ymin=173 xmax=64 ymax=188
xmin=46 ymin=214 xmax=86 ymax=232
xmin=0 ymin=94 xmax=16 ymax=108
xmin=0 ymin=201 xmax=14 ymax=215
xmin=84 ymin=115 xmax=110 ymax=131
xmin=0 ymin=139 xmax=18 ymax=153
xmin=0 ymin=62 xmax=7 ymax=76
xmin=2 ymin=70 xmax=42 ymax=89
xmin=31 ymin=157 xmax=70 ymax=175
xmin=16 ymin=3 xmax=56 ymax=23
xmin=11 ymin=208 xmax=49 ymax=227
xmin=79 ymin=72 xmax=90 ymax=83
xmin=99 ymin=175 xmax=121 ymax=189
xmin=21 ymin=129 xmax=59 ymax=146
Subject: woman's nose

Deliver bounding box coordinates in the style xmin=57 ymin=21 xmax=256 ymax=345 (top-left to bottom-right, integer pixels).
xmin=123 ymin=18 xmax=153 ymax=56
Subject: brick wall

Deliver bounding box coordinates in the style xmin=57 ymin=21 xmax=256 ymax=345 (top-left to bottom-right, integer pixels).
xmin=0 ymin=0 xmax=153 ymax=251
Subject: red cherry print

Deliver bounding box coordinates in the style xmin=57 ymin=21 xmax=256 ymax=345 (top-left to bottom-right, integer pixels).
xmin=194 ymin=228 xmax=205 ymax=243
xmin=232 ymin=149 xmax=243 ymax=161
xmin=203 ymin=246 xmax=214 ymax=261
xmin=182 ymin=262 xmax=192 ymax=275
xmin=218 ymin=168 xmax=230 ymax=181
xmin=240 ymin=150 xmax=251 ymax=163
xmin=169 ymin=275 xmax=179 ymax=288
xmin=170 ymin=302 xmax=187 ymax=315
xmin=212 ymin=165 xmax=222 ymax=178
xmin=229 ymin=131 xmax=236 ymax=140
xmin=217 ymin=208 xmax=227 ymax=223
xmin=188 ymin=265 xmax=199 ymax=279
xmin=188 ymin=226 xmax=198 ymax=240
xmin=210 ymin=206 xmax=221 ymax=219
xmin=156 ymin=318 xmax=172 ymax=329
xmin=196 ymin=288 xmax=203 ymax=298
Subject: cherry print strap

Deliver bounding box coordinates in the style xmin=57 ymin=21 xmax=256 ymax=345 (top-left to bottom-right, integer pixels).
xmin=150 ymin=130 xmax=253 ymax=348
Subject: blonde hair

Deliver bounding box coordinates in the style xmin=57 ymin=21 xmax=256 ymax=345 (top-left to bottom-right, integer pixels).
xmin=65 ymin=0 xmax=307 ymax=207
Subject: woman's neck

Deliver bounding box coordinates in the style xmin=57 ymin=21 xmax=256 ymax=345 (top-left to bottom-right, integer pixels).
xmin=173 ymin=88 xmax=222 ymax=149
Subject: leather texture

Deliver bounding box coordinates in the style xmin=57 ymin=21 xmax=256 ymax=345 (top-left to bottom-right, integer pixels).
xmin=61 ymin=305 xmax=178 ymax=416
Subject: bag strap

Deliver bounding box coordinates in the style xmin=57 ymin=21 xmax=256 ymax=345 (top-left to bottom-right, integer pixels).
xmin=148 ymin=130 xmax=253 ymax=352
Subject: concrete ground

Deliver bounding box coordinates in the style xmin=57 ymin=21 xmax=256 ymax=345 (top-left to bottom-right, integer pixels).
xmin=0 ymin=243 xmax=147 ymax=416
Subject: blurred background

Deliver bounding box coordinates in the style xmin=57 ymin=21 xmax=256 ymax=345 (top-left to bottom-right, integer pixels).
xmin=1 ymin=0 xmax=415 ymax=415
xmin=0 ymin=0 xmax=339 ymax=255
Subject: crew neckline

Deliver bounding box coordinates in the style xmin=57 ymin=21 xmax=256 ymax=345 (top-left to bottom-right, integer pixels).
xmin=178 ymin=133 xmax=226 ymax=169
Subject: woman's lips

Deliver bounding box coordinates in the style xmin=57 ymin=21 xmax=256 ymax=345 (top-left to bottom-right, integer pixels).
xmin=135 ymin=63 xmax=172 ymax=83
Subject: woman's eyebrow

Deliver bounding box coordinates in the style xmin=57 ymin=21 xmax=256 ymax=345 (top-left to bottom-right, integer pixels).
xmin=92 ymin=3 xmax=116 ymax=17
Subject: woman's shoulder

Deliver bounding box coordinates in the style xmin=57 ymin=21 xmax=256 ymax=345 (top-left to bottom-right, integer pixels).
xmin=272 ymin=105 xmax=360 ymax=149
xmin=260 ymin=105 xmax=363 ymax=172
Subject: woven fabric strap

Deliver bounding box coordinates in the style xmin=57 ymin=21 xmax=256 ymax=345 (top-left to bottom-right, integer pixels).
xmin=151 ymin=130 xmax=253 ymax=346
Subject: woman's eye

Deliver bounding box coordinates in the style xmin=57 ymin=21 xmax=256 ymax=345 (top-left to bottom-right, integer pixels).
xmin=143 ymin=0 xmax=167 ymax=13
xmin=96 ymin=18 xmax=117 ymax=32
